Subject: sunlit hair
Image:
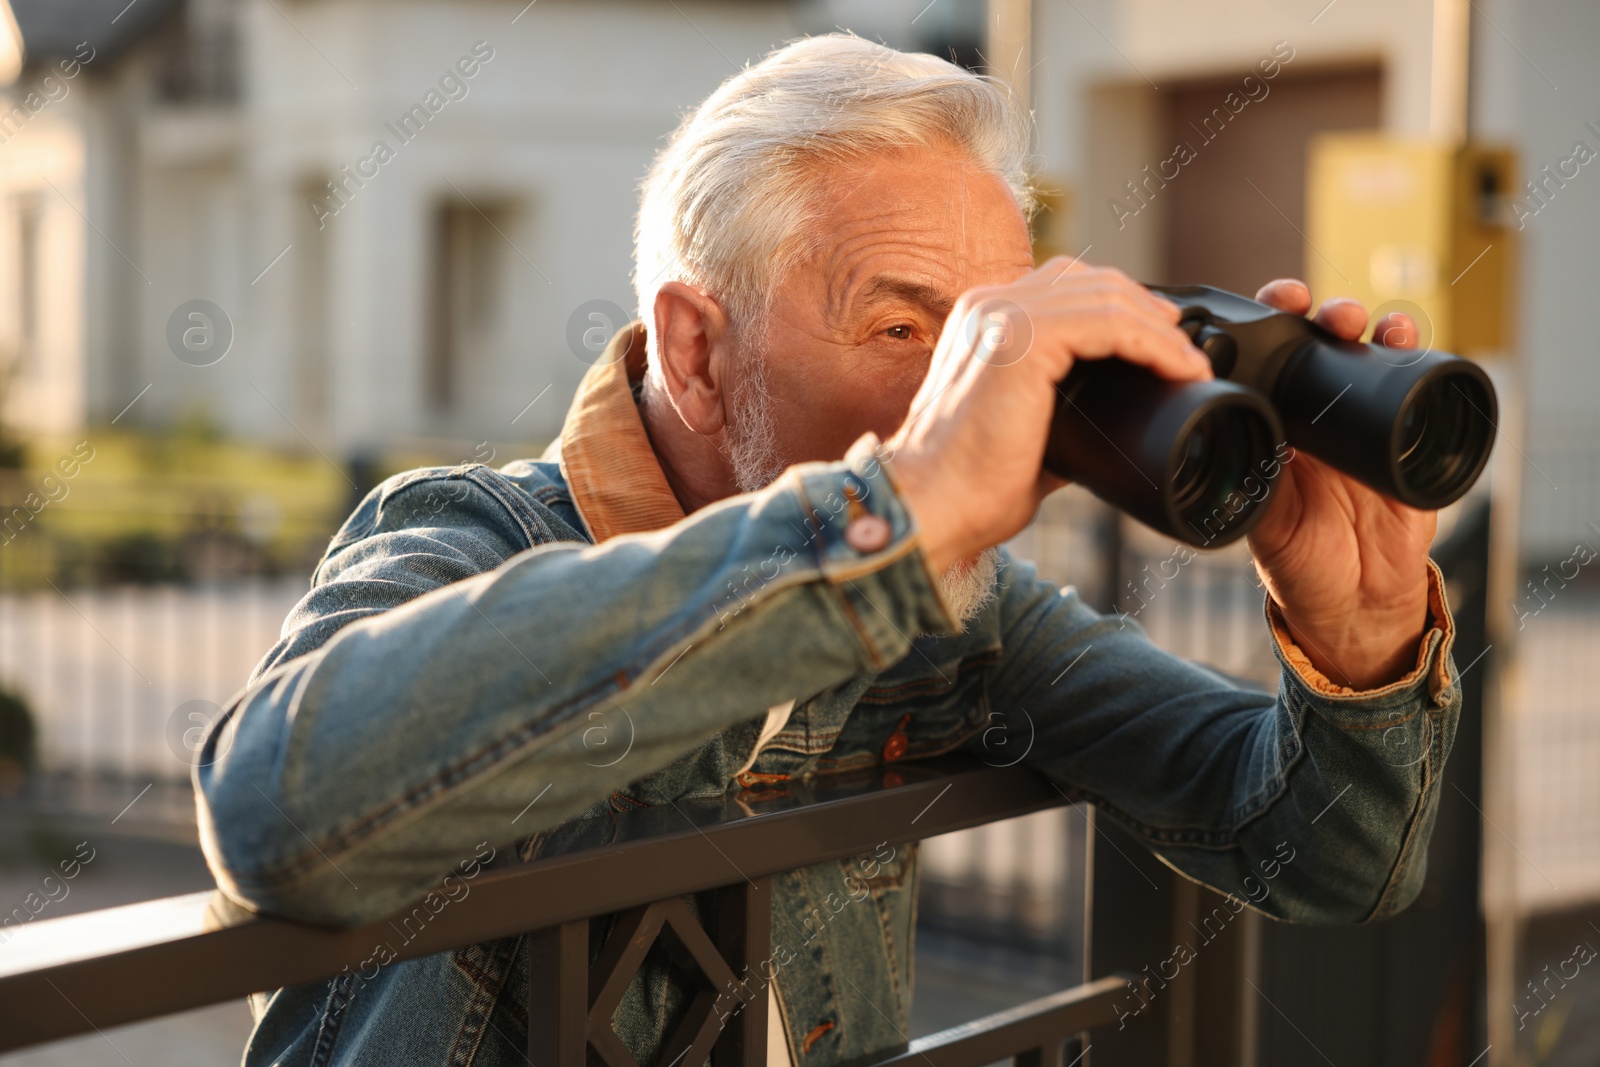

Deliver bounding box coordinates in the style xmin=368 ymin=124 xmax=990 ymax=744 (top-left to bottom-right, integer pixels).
xmin=634 ymin=33 xmax=1035 ymax=372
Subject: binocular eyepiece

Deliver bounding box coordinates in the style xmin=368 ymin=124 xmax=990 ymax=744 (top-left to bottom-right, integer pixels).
xmin=1042 ymin=285 xmax=1499 ymax=548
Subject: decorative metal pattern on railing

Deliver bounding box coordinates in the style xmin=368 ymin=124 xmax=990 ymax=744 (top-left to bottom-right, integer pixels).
xmin=0 ymin=759 xmax=1124 ymax=1063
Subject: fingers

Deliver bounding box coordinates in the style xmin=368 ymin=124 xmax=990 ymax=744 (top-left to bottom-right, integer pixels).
xmin=1371 ymin=312 xmax=1419 ymax=350
xmin=1255 ymin=278 xmax=1311 ymax=315
xmin=948 ymin=259 xmax=1245 ymax=396
xmin=1012 ymin=262 xmax=1203 ymax=381
xmin=1257 ymin=279 xmax=1416 ymax=351
xmin=1311 ymin=297 xmax=1369 ymax=342
xmin=1032 ymin=259 xmax=1181 ymax=324
xmin=1043 ymin=288 xmax=1207 ymax=382
xmin=1035 ymin=253 xmax=1094 ymax=285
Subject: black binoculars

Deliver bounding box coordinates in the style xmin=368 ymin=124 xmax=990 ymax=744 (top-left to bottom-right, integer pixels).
xmin=1043 ymin=285 xmax=1498 ymax=548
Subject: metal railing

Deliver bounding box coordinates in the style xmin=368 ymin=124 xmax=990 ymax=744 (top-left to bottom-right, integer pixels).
xmin=0 ymin=758 xmax=1126 ymax=1065
xmin=0 ymin=499 xmax=1496 ymax=1067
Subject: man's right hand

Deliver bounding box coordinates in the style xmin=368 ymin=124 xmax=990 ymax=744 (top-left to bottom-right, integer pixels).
xmin=884 ymin=258 xmax=1212 ymax=573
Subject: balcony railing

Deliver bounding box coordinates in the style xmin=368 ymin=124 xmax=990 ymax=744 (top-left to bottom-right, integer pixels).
xmin=0 ymin=758 xmax=1127 ymax=1065
xmin=0 ymin=499 xmax=1493 ymax=1066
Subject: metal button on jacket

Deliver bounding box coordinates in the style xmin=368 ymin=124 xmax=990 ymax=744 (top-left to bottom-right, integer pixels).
xmin=844 ymin=513 xmax=891 ymax=553
xmin=881 ymin=714 xmax=912 ymax=762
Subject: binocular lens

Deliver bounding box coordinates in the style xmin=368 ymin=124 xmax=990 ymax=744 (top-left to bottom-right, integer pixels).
xmin=1045 ymin=365 xmax=1285 ymax=548
xmin=1269 ymin=335 xmax=1498 ymax=512
xmin=1067 ymin=285 xmax=1502 ymax=545
xmin=1048 ymin=285 xmax=1500 ymax=547
xmin=1172 ymin=429 xmax=1212 ymax=509
xmin=1171 ymin=407 xmax=1277 ymax=540
xmin=1395 ymin=371 xmax=1496 ymax=507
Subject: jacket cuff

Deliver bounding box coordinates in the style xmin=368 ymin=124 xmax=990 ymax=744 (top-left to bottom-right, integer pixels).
xmin=1265 ymin=559 xmax=1457 ymax=707
xmin=778 ymin=433 xmax=958 ymax=666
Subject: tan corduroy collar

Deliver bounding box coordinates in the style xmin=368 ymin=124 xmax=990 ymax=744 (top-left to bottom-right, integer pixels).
xmin=546 ymin=322 xmax=686 ymax=543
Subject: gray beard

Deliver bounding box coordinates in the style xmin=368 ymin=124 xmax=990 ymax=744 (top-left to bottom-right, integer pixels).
xmin=726 ymin=347 xmax=999 ymax=627
xmin=936 ymin=546 xmax=1001 ymax=626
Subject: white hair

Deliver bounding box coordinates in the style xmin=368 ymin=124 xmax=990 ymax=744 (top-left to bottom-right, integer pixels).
xmin=634 ymin=33 xmax=1035 ymax=366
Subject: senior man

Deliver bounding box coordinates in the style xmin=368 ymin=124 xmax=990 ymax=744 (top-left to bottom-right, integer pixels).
xmin=199 ymin=33 xmax=1459 ymax=1067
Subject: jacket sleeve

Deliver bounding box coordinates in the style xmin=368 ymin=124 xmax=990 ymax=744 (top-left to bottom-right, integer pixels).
xmin=990 ymin=552 xmax=1461 ymax=923
xmin=195 ymin=437 xmax=954 ymax=926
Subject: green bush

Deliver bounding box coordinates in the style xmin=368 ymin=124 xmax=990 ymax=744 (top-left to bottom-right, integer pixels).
xmin=0 ymin=685 xmax=36 ymax=796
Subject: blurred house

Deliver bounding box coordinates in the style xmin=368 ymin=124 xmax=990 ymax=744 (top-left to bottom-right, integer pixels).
xmin=0 ymin=0 xmax=983 ymax=454
xmin=0 ymin=0 xmax=1594 ymax=557
xmin=0 ymin=0 xmax=777 ymax=454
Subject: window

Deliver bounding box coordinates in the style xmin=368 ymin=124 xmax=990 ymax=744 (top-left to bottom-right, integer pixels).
xmin=426 ymin=198 xmax=508 ymax=415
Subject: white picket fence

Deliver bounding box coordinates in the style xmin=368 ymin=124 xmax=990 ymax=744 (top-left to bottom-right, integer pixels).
xmin=0 ymin=579 xmax=307 ymax=782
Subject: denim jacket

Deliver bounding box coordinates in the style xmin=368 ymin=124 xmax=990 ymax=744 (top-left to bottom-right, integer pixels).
xmin=196 ymin=324 xmax=1461 ymax=1067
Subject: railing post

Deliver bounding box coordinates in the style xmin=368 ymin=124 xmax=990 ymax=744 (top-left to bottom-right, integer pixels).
xmin=1016 ymin=1040 xmax=1066 ymax=1067
xmin=529 ymin=919 xmax=589 ymax=1067
xmin=713 ymin=879 xmax=773 ymax=1067
xmin=526 ymin=879 xmax=774 ymax=1067
xmin=1083 ymin=801 xmax=1256 ymax=1067
xmin=1082 ymin=805 xmax=1178 ymax=1066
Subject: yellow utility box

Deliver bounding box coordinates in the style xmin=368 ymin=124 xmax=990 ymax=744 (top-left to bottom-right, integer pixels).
xmin=1305 ymin=135 xmax=1517 ymax=355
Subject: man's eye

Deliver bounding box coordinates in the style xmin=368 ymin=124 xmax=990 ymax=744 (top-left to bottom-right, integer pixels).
xmin=884 ymin=324 xmax=913 ymax=340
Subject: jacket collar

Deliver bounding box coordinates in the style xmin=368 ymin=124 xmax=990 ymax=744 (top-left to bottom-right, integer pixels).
xmin=549 ymin=322 xmax=686 ymax=543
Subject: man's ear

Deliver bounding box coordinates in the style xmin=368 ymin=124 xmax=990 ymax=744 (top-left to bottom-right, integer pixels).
xmin=653 ymin=281 xmax=733 ymax=437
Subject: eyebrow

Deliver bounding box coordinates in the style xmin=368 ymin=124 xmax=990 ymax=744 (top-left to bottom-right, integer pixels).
xmin=850 ymin=276 xmax=956 ymax=321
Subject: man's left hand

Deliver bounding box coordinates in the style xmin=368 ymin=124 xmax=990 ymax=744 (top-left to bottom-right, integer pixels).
xmin=1246 ymin=278 xmax=1435 ymax=691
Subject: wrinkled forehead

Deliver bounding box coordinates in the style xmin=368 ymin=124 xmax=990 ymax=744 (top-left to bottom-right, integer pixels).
xmin=791 ymin=146 xmax=1035 ymax=323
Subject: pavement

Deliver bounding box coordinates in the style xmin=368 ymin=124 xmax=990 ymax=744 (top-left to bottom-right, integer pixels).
xmin=0 ymin=810 xmax=254 ymax=1067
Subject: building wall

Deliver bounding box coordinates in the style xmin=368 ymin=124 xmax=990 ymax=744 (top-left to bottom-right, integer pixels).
xmin=1470 ymin=0 xmax=1600 ymax=557
xmin=1473 ymin=0 xmax=1600 ymax=424
xmin=0 ymin=63 xmax=92 ymax=434
xmin=0 ymin=0 xmax=805 ymax=452
xmin=222 ymin=0 xmax=804 ymax=452
xmin=1472 ymin=2 xmax=1600 ymax=428
xmin=1030 ymin=0 xmax=1438 ymax=276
